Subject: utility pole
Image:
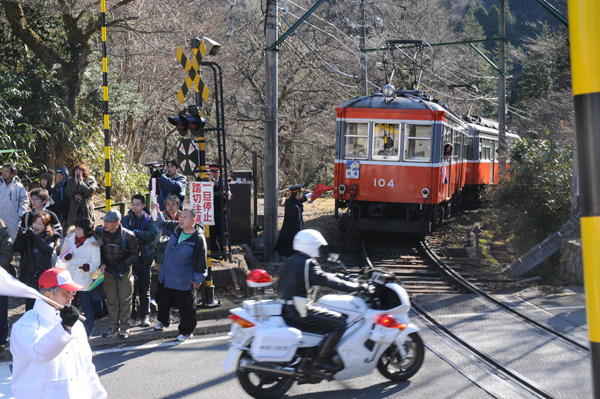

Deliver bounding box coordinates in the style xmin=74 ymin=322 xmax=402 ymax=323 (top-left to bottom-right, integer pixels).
xmin=264 ymin=0 xmax=278 ymax=263
xmin=359 ymin=0 xmax=367 ymax=96
xmin=497 ymin=0 xmax=506 ymax=174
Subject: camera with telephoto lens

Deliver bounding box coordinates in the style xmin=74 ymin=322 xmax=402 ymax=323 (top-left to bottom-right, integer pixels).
xmin=145 ymin=161 xmax=166 ymax=176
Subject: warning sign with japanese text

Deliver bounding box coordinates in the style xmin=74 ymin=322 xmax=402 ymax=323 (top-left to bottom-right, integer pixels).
xmin=190 ymin=182 xmax=214 ymax=225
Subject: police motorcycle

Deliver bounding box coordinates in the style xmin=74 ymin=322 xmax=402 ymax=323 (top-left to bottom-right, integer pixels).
xmin=223 ymin=240 xmax=424 ymax=398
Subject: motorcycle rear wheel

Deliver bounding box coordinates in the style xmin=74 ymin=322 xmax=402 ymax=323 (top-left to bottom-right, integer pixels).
xmin=377 ymin=332 xmax=424 ymax=381
xmin=237 ymin=351 xmax=294 ymax=399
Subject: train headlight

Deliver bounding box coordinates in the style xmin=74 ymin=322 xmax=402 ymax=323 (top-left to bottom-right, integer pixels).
xmin=382 ymin=84 xmax=395 ymax=98
xmin=338 ymin=184 xmax=347 ymax=195
xmin=421 ymin=188 xmax=429 ymax=199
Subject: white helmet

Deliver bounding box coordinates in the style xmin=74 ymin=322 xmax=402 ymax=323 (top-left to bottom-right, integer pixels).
xmin=293 ymin=229 xmax=327 ymax=258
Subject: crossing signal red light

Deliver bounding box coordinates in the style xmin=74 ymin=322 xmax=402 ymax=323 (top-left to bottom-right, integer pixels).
xmin=185 ymin=105 xmax=206 ymax=134
xmin=168 ymin=115 xmax=189 ymax=136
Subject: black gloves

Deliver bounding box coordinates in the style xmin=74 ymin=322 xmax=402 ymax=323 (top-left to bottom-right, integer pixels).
xmin=151 ymin=169 xmax=162 ymax=178
xmin=357 ymin=282 xmax=370 ymax=294
xmin=60 ymin=304 xmax=80 ymax=328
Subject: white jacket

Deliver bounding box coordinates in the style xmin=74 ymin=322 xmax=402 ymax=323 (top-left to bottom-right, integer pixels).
xmin=0 ymin=176 xmax=28 ymax=242
xmin=56 ymin=233 xmax=101 ymax=291
xmin=10 ymin=299 xmax=107 ymax=399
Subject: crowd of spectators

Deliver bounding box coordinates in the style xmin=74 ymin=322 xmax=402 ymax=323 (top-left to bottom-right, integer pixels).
xmin=0 ymin=161 xmax=212 ymax=346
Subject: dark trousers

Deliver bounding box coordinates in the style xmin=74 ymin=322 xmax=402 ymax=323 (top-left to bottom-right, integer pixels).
xmin=25 ymin=298 xmax=35 ymax=311
xmin=0 ymin=296 xmax=8 ymax=345
xmin=157 ymin=282 xmax=196 ymax=336
xmin=131 ymin=259 xmax=151 ymax=320
xmin=282 ymin=304 xmax=347 ymax=336
xmin=76 ymin=291 xmax=95 ymax=337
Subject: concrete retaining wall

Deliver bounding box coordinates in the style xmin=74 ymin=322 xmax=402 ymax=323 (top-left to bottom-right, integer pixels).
xmin=559 ymin=238 xmax=583 ymax=285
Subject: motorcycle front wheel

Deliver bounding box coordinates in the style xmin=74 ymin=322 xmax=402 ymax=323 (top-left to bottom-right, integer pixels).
xmin=377 ymin=332 xmax=424 ymax=381
xmin=237 ymin=351 xmax=294 ymax=399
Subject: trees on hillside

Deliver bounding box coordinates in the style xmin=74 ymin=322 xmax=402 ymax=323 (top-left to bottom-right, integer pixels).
xmin=0 ymin=0 xmax=575 ymax=209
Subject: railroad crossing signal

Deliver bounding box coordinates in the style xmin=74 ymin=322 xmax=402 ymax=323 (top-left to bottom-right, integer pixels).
xmin=167 ymin=105 xmax=206 ymax=136
xmin=177 ymin=138 xmax=199 ymax=176
xmin=175 ymin=37 xmax=221 ymax=105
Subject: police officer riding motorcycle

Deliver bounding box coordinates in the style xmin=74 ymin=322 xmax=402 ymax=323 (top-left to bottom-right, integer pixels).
xmin=276 ymin=229 xmax=362 ymax=373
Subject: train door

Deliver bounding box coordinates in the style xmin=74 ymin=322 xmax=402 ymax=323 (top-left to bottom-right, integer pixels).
xmin=454 ymin=132 xmax=463 ymax=192
xmin=443 ymin=126 xmax=452 ymax=199
xmin=490 ymin=140 xmax=495 ymax=184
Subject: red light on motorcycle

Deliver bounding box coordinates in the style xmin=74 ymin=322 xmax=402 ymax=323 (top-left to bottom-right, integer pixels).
xmin=376 ymin=314 xmax=399 ymax=328
xmin=246 ymin=269 xmax=272 ymax=288
xmin=228 ymin=314 xmax=255 ymax=328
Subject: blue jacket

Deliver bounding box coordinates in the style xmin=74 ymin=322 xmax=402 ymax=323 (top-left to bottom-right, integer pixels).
xmin=49 ymin=167 xmax=70 ymax=223
xmin=158 ymin=225 xmax=207 ymax=291
xmin=150 ymin=173 xmax=186 ymax=211
xmin=122 ymin=209 xmax=158 ymax=266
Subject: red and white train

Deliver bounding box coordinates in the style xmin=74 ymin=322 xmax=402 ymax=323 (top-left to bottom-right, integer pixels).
xmin=333 ymin=87 xmax=520 ymax=234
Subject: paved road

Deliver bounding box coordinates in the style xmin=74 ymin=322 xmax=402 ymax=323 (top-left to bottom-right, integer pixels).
xmin=0 ymin=287 xmax=587 ymax=398
xmin=0 ymin=333 xmax=491 ymax=399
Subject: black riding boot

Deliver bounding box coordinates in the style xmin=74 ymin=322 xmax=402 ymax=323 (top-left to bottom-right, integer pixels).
xmin=312 ymin=331 xmax=343 ymax=373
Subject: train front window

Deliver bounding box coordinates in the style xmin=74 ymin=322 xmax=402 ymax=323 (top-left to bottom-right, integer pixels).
xmin=404 ymin=124 xmax=431 ymax=161
xmin=373 ymin=123 xmax=400 ymax=160
xmin=343 ymin=122 xmax=369 ymax=159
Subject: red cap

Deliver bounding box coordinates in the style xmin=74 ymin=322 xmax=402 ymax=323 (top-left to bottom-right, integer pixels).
xmin=38 ymin=268 xmax=84 ymax=291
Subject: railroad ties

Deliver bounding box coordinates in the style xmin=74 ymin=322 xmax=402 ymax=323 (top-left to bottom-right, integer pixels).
xmin=370 ymin=249 xmax=456 ymax=294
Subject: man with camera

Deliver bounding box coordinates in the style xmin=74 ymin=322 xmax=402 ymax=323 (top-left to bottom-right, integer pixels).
xmin=149 ymin=159 xmax=186 ymax=211
xmin=95 ymin=210 xmax=140 ymax=339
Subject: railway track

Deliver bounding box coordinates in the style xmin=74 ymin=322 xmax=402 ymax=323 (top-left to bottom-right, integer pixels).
xmin=361 ymin=234 xmax=482 ymax=294
xmin=361 ymin=233 xmax=590 ymax=398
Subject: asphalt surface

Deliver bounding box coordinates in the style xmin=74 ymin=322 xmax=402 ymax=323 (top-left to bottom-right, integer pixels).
xmin=0 ymin=286 xmax=591 ymax=398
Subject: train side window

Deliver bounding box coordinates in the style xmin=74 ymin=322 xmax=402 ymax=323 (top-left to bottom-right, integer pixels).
xmin=373 ymin=123 xmax=400 ymax=160
xmin=453 ymin=132 xmax=462 ymax=159
xmin=466 ymin=138 xmax=473 ymax=160
xmin=343 ymin=122 xmax=369 ymax=159
xmin=404 ymin=124 xmax=431 ymax=161
xmin=479 ymin=138 xmax=491 ymax=160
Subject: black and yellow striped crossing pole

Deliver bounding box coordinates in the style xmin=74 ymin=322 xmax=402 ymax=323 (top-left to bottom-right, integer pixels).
xmin=192 ymin=37 xmax=220 ymax=307
xmin=101 ymin=0 xmax=111 ymax=211
xmin=568 ymin=1 xmax=600 ymax=396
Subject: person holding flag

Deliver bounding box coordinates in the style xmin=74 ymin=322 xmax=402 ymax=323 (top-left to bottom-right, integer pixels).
xmin=9 ymin=268 xmax=107 ymax=398
xmin=274 ymin=184 xmax=310 ymax=257
xmin=56 ymin=217 xmax=101 ymax=337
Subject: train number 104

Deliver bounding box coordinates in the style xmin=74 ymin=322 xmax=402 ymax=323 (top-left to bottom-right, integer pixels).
xmin=374 ymin=179 xmax=395 ymax=188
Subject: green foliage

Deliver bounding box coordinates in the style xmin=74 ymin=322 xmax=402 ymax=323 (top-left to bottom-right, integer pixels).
xmin=486 ymin=129 xmax=572 ymax=252
xmin=510 ymin=24 xmax=570 ymax=111
xmin=79 ymin=57 xmax=148 ymax=121
xmin=0 ymin=71 xmax=50 ymax=179
xmin=76 ymin=128 xmax=150 ymax=204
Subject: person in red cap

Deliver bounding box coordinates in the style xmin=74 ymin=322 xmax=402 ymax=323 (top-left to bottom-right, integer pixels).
xmin=9 ymin=268 xmax=107 ymax=398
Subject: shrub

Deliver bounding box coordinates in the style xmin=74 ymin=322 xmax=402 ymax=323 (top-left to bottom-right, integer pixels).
xmin=485 ymin=129 xmax=572 ymax=253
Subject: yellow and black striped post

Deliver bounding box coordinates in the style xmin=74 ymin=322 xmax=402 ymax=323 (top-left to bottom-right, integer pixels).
xmin=568 ymin=1 xmax=600 ymax=396
xmin=101 ymin=0 xmax=111 ymax=211
xmin=192 ymin=38 xmax=220 ymax=307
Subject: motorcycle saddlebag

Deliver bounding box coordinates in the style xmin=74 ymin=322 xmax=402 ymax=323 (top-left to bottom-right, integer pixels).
xmin=243 ymin=300 xmax=282 ymax=317
xmin=250 ymin=327 xmax=302 ymax=362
